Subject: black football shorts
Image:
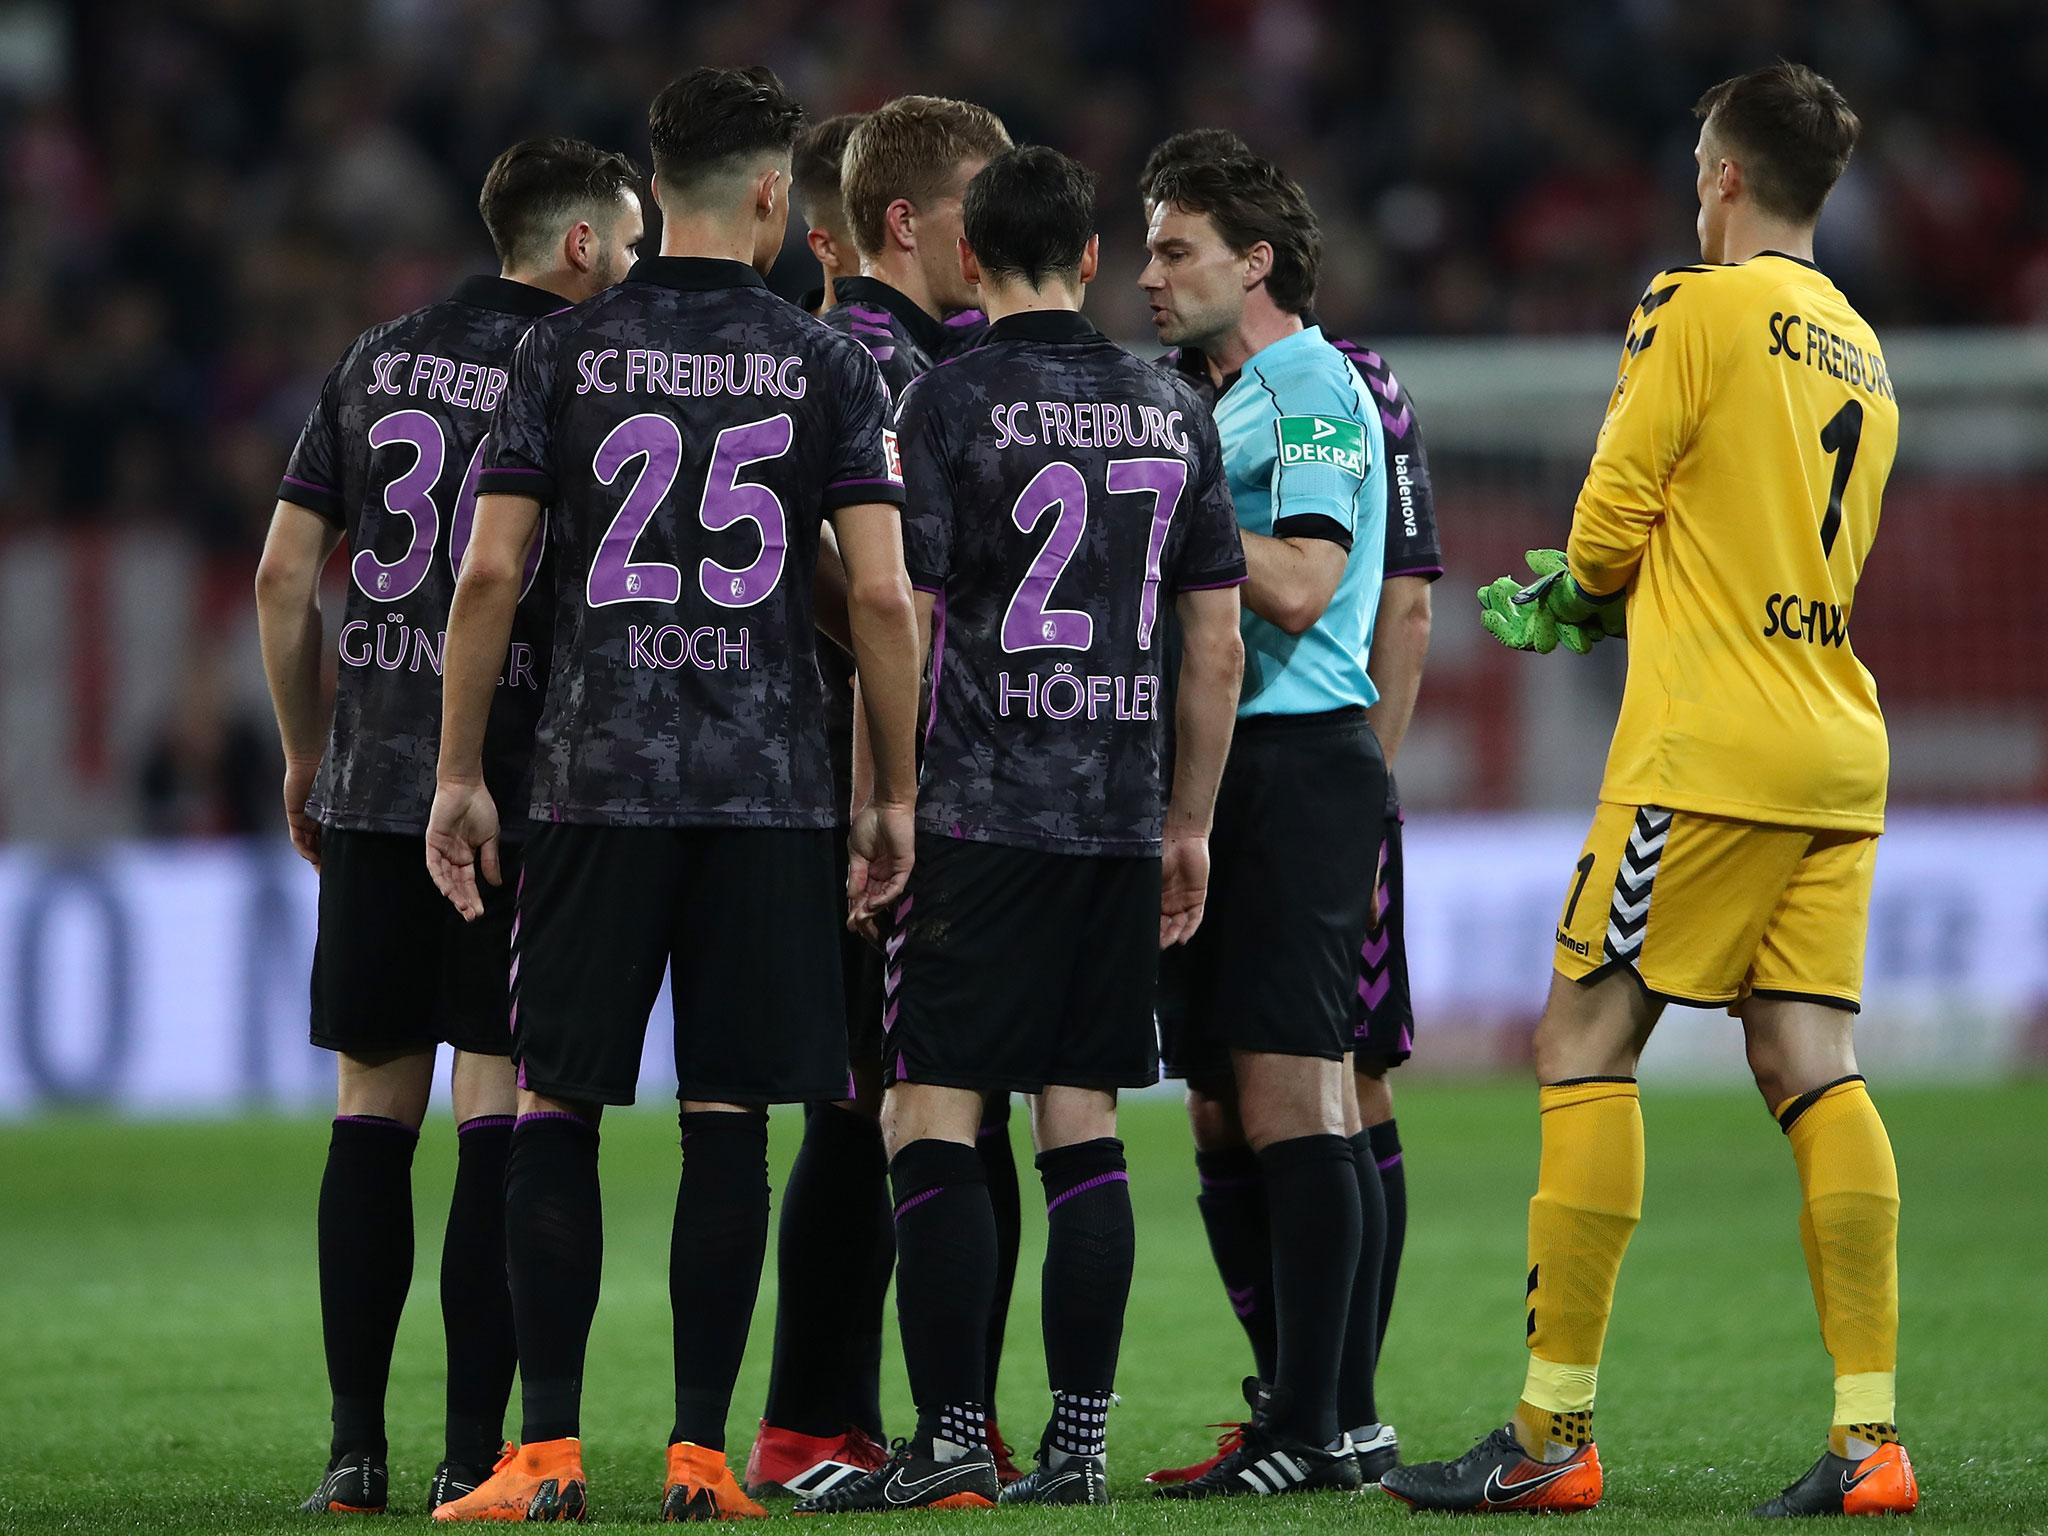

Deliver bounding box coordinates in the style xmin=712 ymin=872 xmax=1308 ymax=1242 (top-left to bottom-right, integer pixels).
xmin=1159 ymin=708 xmax=1388 ymax=1082
xmin=1351 ymin=775 xmax=1416 ymax=1069
xmin=311 ymin=827 xmax=519 ymax=1057
xmin=511 ymin=823 xmax=850 ymax=1106
xmin=880 ymin=832 xmax=1161 ymax=1095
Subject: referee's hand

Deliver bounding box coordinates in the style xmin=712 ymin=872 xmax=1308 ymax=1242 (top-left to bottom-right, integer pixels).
xmin=1160 ymin=832 xmax=1210 ymax=949
xmin=425 ymin=780 xmax=502 ymax=922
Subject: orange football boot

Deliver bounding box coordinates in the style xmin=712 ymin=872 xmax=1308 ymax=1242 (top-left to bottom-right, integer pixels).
xmin=431 ymin=1439 xmax=586 ymax=1523
xmin=661 ymin=1442 xmax=768 ymax=1521
xmin=1753 ymin=1441 xmax=1919 ymax=1517
xmin=1380 ymin=1424 xmax=1602 ymax=1512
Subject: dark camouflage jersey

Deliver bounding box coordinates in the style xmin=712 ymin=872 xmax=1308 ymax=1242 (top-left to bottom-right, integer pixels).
xmin=1163 ymin=328 xmax=1441 ymax=580
xmin=936 ymin=306 xmax=989 ymax=358
xmin=818 ymin=276 xmax=954 ymax=403
xmin=280 ymin=275 xmax=562 ymax=837
xmin=812 ymin=276 xmax=955 ymax=821
xmin=479 ymin=256 xmax=903 ymax=827
xmin=899 ymin=310 xmax=1247 ymax=856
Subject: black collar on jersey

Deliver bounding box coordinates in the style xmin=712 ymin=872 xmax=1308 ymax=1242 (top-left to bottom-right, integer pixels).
xmin=627 ymin=256 xmax=769 ymax=293
xmin=452 ymin=275 xmax=567 ymax=317
xmin=983 ymin=310 xmax=1103 ymax=345
xmin=832 ymin=275 xmax=952 ymax=355
xmin=798 ymin=286 xmax=826 ymax=317
xmin=1757 ymin=249 xmax=1823 ymax=272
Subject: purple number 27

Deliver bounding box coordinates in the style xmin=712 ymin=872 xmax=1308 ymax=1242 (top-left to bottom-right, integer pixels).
xmin=1001 ymin=456 xmax=1188 ymax=653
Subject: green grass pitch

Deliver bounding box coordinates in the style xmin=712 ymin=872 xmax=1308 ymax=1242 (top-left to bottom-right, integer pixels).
xmin=3 ymin=1078 xmax=2044 ymax=1533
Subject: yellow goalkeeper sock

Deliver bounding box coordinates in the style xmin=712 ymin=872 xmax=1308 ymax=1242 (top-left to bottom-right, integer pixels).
xmin=1776 ymin=1075 xmax=1900 ymax=1445
xmin=1515 ymin=1077 xmax=1643 ymax=1460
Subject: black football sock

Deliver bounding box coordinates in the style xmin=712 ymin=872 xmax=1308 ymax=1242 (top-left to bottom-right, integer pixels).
xmin=670 ymin=1110 xmax=771 ymax=1451
xmin=1258 ymin=1134 xmax=1362 ymax=1447
xmin=845 ymin=1141 xmax=894 ymax=1444
xmin=1194 ymin=1144 xmax=1277 ymax=1382
xmin=505 ymin=1110 xmax=601 ymax=1444
xmin=1336 ymin=1129 xmax=1388 ymax=1435
xmin=442 ymin=1114 xmax=517 ymax=1468
xmin=1368 ymin=1119 xmax=1407 ymax=1351
xmin=764 ymin=1103 xmax=891 ymax=1439
xmin=980 ymin=1096 xmax=1022 ymax=1409
xmin=890 ymin=1138 xmax=994 ymax=1455
xmin=1037 ymin=1139 xmax=1133 ymax=1456
xmin=319 ymin=1114 xmax=419 ymax=1460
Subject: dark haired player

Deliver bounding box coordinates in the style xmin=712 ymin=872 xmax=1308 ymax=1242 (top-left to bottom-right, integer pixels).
xmin=1137 ymin=151 xmax=1392 ymax=1498
xmin=747 ymin=93 xmax=1021 ymax=1502
xmin=257 ymin=136 xmax=642 ymax=1517
xmin=792 ymin=112 xmax=865 ymax=316
xmin=1384 ymin=64 xmax=1913 ymax=1518
xmin=422 ymin=67 xmax=924 ymax=1523
xmin=794 ymin=142 xmax=1246 ymax=1517
xmin=1137 ymin=133 xmax=1438 ymax=1490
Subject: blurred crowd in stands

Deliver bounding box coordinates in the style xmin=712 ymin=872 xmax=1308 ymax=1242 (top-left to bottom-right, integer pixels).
xmin=7 ymin=0 xmax=2046 ymax=547
xmin=2 ymin=0 xmax=2044 ymax=836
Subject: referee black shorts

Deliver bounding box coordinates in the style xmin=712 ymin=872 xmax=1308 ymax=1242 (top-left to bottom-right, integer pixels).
xmin=1159 ymin=707 xmax=1388 ymax=1081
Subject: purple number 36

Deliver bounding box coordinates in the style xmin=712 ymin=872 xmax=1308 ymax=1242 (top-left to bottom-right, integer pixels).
xmin=587 ymin=411 xmax=792 ymax=609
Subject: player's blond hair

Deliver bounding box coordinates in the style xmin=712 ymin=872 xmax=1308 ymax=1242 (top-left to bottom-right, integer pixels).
xmin=841 ymin=95 xmax=1012 ymax=257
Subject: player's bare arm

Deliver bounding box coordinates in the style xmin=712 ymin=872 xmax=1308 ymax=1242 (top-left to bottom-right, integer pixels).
xmin=814 ymin=520 xmax=853 ymax=652
xmin=1164 ymin=584 xmax=1245 ymax=948
xmin=427 ymin=490 xmax=541 ymax=919
xmin=833 ymin=499 xmax=922 ymax=919
xmin=1366 ymin=574 xmax=1432 ymax=768
xmin=1237 ymin=528 xmax=1347 ymax=636
xmin=254 ymin=500 xmax=343 ymax=869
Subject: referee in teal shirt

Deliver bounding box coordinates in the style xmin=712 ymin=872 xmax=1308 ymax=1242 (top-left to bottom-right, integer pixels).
xmin=1140 ymin=151 xmax=1391 ymax=1498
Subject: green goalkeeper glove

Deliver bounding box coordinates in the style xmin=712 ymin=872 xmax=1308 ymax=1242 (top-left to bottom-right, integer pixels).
xmin=1477 ymin=549 xmax=1627 ymax=655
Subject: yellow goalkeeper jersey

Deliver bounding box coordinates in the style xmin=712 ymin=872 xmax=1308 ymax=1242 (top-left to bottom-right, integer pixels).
xmin=1568 ymin=251 xmax=1897 ymax=833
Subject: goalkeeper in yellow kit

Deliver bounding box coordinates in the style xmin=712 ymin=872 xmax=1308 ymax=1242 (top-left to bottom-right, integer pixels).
xmin=1383 ymin=64 xmax=1917 ymax=1518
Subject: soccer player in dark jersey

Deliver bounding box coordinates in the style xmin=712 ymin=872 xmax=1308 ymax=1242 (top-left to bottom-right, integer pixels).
xmin=1138 ymin=151 xmax=1397 ymax=1499
xmin=1135 ymin=133 xmax=1440 ymax=1490
xmin=792 ymin=143 xmax=1247 ymax=1517
xmin=255 ymin=136 xmax=643 ymax=1516
xmin=421 ymin=67 xmax=925 ymax=1524
xmin=792 ymin=113 xmax=865 ymax=316
xmin=747 ymin=93 xmax=1020 ymax=1503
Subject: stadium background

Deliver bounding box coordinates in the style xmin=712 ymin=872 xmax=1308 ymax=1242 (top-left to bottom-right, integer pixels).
xmin=1 ymin=2 xmax=2044 ymax=1530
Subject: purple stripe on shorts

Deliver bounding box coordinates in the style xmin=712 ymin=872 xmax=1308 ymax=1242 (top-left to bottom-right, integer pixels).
xmin=1047 ymin=1170 xmax=1129 ymax=1214
xmin=282 ymin=474 xmax=334 ymax=495
xmin=828 ymin=476 xmax=901 ymax=491
xmin=459 ymin=1115 xmax=516 ymax=1135
xmin=894 ymin=1185 xmax=944 ymax=1221
xmin=333 ymin=1114 xmax=418 ymax=1137
xmin=489 ymin=465 xmax=548 ymax=477
xmin=1387 ymin=564 xmax=1445 ymax=581
xmin=1377 ymin=1151 xmax=1404 ymax=1172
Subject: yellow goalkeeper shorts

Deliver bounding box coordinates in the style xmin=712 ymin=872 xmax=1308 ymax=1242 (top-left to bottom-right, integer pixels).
xmin=1552 ymin=803 xmax=1877 ymax=1011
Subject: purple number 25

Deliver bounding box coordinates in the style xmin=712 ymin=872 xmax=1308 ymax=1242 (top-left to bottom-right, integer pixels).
xmin=587 ymin=411 xmax=792 ymax=609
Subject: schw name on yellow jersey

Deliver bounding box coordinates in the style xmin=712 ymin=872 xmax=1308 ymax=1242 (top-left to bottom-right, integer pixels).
xmin=1567 ymin=251 xmax=1898 ymax=832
